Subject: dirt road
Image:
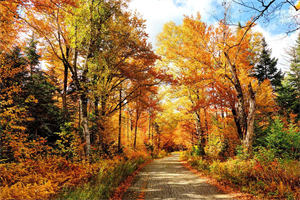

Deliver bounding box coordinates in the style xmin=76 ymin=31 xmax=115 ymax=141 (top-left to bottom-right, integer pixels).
xmin=123 ymin=153 xmax=235 ymax=200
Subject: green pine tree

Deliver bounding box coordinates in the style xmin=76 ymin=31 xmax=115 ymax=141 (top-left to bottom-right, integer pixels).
xmin=22 ymin=38 xmax=65 ymax=144
xmin=253 ymin=38 xmax=283 ymax=89
xmin=288 ymin=34 xmax=300 ymax=101
xmin=277 ymin=34 xmax=300 ymax=121
xmin=24 ymin=35 xmax=41 ymax=76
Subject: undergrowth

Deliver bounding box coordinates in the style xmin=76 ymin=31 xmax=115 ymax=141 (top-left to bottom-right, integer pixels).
xmin=181 ymin=152 xmax=300 ymax=199
xmin=55 ymin=155 xmax=146 ymax=200
xmin=0 ymin=150 xmax=150 ymax=200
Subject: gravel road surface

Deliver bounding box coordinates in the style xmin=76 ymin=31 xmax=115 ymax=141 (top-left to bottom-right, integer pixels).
xmin=123 ymin=153 xmax=235 ymax=200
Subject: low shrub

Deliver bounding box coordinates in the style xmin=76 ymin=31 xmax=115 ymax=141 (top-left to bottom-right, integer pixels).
xmin=191 ymin=144 xmax=205 ymax=156
xmin=184 ymin=153 xmax=300 ymax=199
xmin=0 ymin=151 xmax=149 ymax=200
xmin=152 ymin=150 xmax=168 ymax=159
xmin=0 ymin=156 xmax=91 ymax=199
xmin=204 ymin=133 xmax=225 ymax=159
xmin=56 ymin=156 xmax=146 ymax=200
xmin=189 ymin=156 xmax=209 ymax=171
xmin=254 ymin=118 xmax=300 ymax=160
xmin=236 ymin=145 xmax=251 ymax=160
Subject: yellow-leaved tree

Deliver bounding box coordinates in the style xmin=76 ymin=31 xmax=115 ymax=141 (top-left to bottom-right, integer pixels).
xmin=157 ymin=14 xmax=276 ymax=154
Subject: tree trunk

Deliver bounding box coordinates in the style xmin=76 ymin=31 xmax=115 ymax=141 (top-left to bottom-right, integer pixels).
xmin=195 ymin=111 xmax=201 ymax=138
xmin=127 ymin=114 xmax=130 ymax=145
xmin=215 ymin=105 xmax=219 ymax=121
xmin=195 ymin=110 xmax=205 ymax=146
xmin=243 ymin=83 xmax=256 ymax=154
xmin=204 ymin=109 xmax=209 ymax=134
xmin=158 ymin=130 xmax=161 ymax=151
xmin=225 ymin=52 xmax=247 ymax=138
xmin=94 ymin=97 xmax=99 ymax=145
xmin=151 ymin=124 xmax=154 ymax=143
xmin=98 ymin=94 xmax=107 ymax=147
xmin=62 ymin=63 xmax=68 ymax=119
xmin=94 ymin=98 xmax=99 ymax=118
xmin=191 ymin=130 xmax=194 ymax=146
xmin=148 ymin=111 xmax=151 ymax=139
xmin=221 ymin=104 xmax=225 ymax=119
xmin=130 ymin=113 xmax=134 ymax=141
xmin=80 ymin=93 xmax=90 ymax=158
xmin=78 ymin=99 xmax=81 ymax=131
xmin=133 ymin=108 xmax=139 ymax=149
xmin=231 ymin=107 xmax=243 ymax=139
xmin=118 ymin=86 xmax=122 ymax=152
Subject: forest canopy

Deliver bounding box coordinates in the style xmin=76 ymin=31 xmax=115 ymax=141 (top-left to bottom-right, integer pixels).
xmin=0 ymin=0 xmax=299 ymax=199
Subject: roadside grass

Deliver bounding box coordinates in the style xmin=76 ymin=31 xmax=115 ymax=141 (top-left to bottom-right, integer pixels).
xmin=55 ymin=156 xmax=146 ymax=200
xmin=180 ymin=152 xmax=300 ymax=200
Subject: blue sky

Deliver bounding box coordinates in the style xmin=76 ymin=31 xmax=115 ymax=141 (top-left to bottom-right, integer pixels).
xmin=128 ymin=0 xmax=300 ymax=71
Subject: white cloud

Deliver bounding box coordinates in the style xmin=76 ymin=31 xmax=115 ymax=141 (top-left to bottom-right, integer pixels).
xmin=254 ymin=25 xmax=299 ymax=72
xmin=128 ymin=0 xmax=215 ymax=47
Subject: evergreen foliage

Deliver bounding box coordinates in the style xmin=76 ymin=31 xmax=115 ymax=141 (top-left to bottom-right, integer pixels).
xmin=255 ymin=118 xmax=300 ymax=160
xmin=277 ymin=34 xmax=300 ymax=121
xmin=23 ymin=39 xmax=64 ymax=143
xmin=253 ymin=38 xmax=283 ymax=89
xmin=25 ymin=36 xmax=41 ymax=75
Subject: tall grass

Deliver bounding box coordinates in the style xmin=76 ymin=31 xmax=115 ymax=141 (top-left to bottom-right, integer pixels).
xmin=55 ymin=156 xmax=145 ymax=200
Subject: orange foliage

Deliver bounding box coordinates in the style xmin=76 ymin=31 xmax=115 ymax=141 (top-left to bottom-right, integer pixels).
xmin=0 ymin=157 xmax=89 ymax=199
xmin=157 ymin=14 xmax=276 ymax=152
xmin=0 ymin=153 xmax=147 ymax=200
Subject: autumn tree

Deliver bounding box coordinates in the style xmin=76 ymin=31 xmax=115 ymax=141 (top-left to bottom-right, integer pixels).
xmin=0 ymin=48 xmax=28 ymax=161
xmin=21 ymin=0 xmax=158 ymax=157
xmin=150 ymin=94 xmax=189 ymax=152
xmin=0 ymin=0 xmax=21 ymax=50
xmin=157 ymin=15 xmax=275 ymax=154
xmin=131 ymin=86 xmax=157 ymax=149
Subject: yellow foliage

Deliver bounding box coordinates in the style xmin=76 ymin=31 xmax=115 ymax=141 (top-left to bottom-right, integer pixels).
xmin=0 ymin=149 xmax=150 ymax=200
xmin=0 ymin=157 xmax=92 ymax=199
xmin=296 ymin=1 xmax=300 ymax=10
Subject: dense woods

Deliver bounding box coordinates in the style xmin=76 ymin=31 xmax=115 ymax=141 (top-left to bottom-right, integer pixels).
xmin=0 ymin=0 xmax=299 ymax=199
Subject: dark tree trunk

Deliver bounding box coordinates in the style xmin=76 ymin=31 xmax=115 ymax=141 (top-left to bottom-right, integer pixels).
xmin=151 ymin=124 xmax=154 ymax=143
xmin=62 ymin=63 xmax=68 ymax=119
xmin=225 ymin=52 xmax=247 ymax=138
xmin=148 ymin=112 xmax=151 ymax=139
xmin=133 ymin=108 xmax=139 ymax=149
xmin=224 ymin=52 xmax=257 ymax=156
xmin=127 ymin=114 xmax=130 ymax=145
xmin=204 ymin=109 xmax=209 ymax=135
xmin=78 ymin=99 xmax=81 ymax=130
xmin=93 ymin=97 xmax=99 ymax=145
xmin=94 ymin=98 xmax=99 ymax=118
xmin=118 ymin=86 xmax=122 ymax=152
xmin=195 ymin=110 xmax=205 ymax=147
xmin=62 ymin=47 xmax=70 ymax=119
xmin=231 ymin=107 xmax=243 ymax=139
xmin=158 ymin=131 xmax=161 ymax=151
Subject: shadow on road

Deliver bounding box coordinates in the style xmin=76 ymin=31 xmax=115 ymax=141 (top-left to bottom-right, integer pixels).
xmin=123 ymin=153 xmax=234 ymax=200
